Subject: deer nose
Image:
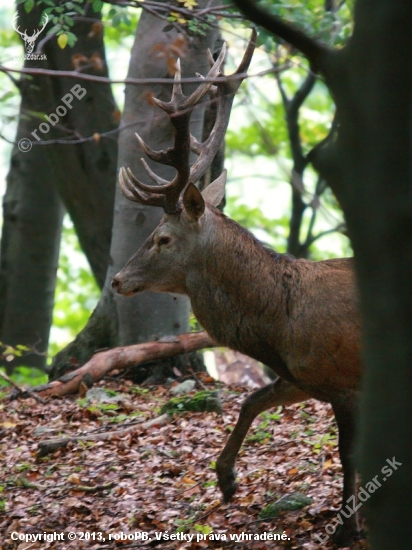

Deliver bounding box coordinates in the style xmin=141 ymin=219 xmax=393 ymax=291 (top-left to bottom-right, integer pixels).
xmin=111 ymin=277 xmax=121 ymax=292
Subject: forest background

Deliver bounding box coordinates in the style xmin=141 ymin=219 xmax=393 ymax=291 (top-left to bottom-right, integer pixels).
xmin=0 ymin=0 xmax=351 ymax=385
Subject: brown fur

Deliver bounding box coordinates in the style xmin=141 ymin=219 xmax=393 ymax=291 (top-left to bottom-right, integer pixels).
xmin=113 ymin=201 xmax=362 ymax=547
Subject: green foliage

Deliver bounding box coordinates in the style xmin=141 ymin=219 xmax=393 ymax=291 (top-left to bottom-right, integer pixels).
xmin=259 ymin=492 xmax=312 ymax=519
xmin=161 ymin=390 xmax=222 ymax=415
xmin=249 ymin=0 xmax=353 ymax=51
xmin=105 ymin=5 xmax=134 ymax=29
xmin=101 ymin=5 xmax=138 ymax=48
xmin=226 ymin=196 xmax=290 ymax=251
xmin=194 ymin=524 xmax=213 ymax=535
xmin=227 ymin=76 xmax=333 ymax=159
xmin=247 ymin=409 xmax=282 ymax=443
xmin=0 ymin=485 xmax=5 ymax=513
xmin=0 ymin=366 xmax=48 ymax=387
xmin=23 ymin=0 xmax=137 ymax=49
xmin=312 ymin=431 xmax=337 ymax=453
xmin=19 ymin=0 xmax=86 ymax=47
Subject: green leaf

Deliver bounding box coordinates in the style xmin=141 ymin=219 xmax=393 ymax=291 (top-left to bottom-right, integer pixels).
xmin=66 ymin=32 xmax=77 ymax=47
xmin=24 ymin=0 xmax=34 ymax=13
xmin=112 ymin=13 xmax=122 ymax=27
xmin=92 ymin=0 xmax=103 ymax=13
xmin=194 ymin=524 xmax=213 ymax=535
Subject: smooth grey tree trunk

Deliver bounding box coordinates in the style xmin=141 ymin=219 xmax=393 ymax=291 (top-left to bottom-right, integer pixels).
xmin=50 ymin=1 xmax=220 ymax=379
xmin=0 ymin=4 xmax=118 ymax=371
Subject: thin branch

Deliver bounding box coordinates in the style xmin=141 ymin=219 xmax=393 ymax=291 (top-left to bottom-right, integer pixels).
xmin=232 ymin=0 xmax=332 ymax=73
xmin=305 ymin=223 xmax=347 ymax=248
xmin=275 ymin=69 xmax=289 ymax=107
xmin=289 ymin=71 xmax=316 ymax=116
xmin=303 ymin=176 xmax=327 ymax=249
xmin=37 ymin=414 xmax=169 ymax=457
xmin=0 ymin=63 xmax=279 ymax=87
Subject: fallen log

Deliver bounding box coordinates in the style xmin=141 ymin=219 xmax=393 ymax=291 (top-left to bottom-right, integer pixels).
xmin=21 ymin=331 xmax=215 ymax=399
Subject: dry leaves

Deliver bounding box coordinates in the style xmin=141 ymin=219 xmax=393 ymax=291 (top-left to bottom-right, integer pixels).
xmin=0 ymin=374 xmax=367 ymax=549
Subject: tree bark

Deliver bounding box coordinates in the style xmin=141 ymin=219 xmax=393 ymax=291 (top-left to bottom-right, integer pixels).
xmin=49 ymin=1 xmax=220 ymax=380
xmin=326 ymin=3 xmax=412 ymax=547
xmin=0 ymin=5 xmax=64 ymax=372
xmin=25 ymin=332 xmax=214 ymax=399
xmin=0 ymin=3 xmax=117 ymax=371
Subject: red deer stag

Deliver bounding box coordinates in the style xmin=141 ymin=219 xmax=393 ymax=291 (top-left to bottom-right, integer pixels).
xmin=112 ymin=32 xmax=361 ymax=547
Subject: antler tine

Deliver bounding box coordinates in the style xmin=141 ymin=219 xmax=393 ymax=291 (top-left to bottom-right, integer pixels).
xmin=119 ymin=167 xmax=167 ymax=208
xmin=119 ymin=167 xmax=146 ymax=203
xmin=138 ymin=161 xmax=170 ymax=186
xmin=190 ymin=135 xmax=202 ymax=155
xmin=196 ymin=73 xmax=218 ymax=96
xmin=171 ymin=58 xmax=184 ymax=103
xmin=181 ymin=42 xmax=227 ymax=110
xmin=207 ymin=48 xmax=215 ymax=67
xmin=125 ymin=166 xmax=184 ymax=214
xmin=152 ymin=59 xmax=184 ymax=114
xmin=126 ymin=161 xmax=188 ymax=213
xmin=232 ymin=28 xmax=257 ymax=84
xmin=189 ymin=31 xmax=256 ymax=184
xmin=152 ymin=44 xmax=226 ymax=116
xmin=135 ymin=132 xmax=171 ymax=165
xmin=12 ymin=12 xmax=20 ymax=32
xmin=125 ymin=164 xmax=180 ymax=195
xmin=189 ymin=88 xmax=233 ymax=184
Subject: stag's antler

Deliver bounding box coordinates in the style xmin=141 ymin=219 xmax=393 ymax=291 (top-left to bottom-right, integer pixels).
xmin=119 ymin=29 xmax=257 ymax=214
xmin=12 ymin=13 xmax=24 ymax=38
xmin=33 ymin=14 xmax=48 ymax=38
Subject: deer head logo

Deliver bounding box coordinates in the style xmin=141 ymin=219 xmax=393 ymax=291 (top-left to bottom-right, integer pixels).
xmin=12 ymin=12 xmax=48 ymax=54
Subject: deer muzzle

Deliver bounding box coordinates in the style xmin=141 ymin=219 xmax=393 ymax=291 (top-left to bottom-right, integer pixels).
xmin=111 ymin=274 xmax=142 ymax=297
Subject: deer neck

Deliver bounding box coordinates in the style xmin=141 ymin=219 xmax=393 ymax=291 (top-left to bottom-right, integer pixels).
xmin=186 ymin=208 xmax=292 ymax=365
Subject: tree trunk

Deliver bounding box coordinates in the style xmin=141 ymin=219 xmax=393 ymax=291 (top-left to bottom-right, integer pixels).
xmin=0 ymin=5 xmax=65 ymax=372
xmin=326 ymin=3 xmax=412 ymax=547
xmin=49 ymin=1 xmax=220 ymax=380
xmin=230 ymin=0 xmax=412 ymax=546
xmin=0 ymin=4 xmax=118 ymax=372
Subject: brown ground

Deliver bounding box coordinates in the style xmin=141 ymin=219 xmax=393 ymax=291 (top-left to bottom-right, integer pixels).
xmin=0 ymin=364 xmax=368 ymax=550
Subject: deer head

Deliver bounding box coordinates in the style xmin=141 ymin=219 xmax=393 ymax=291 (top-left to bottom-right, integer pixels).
xmin=112 ymin=31 xmax=256 ymax=297
xmin=12 ymin=12 xmax=48 ymax=54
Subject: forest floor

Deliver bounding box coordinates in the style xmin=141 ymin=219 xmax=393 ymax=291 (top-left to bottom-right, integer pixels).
xmin=1 ymin=364 xmax=368 ymax=550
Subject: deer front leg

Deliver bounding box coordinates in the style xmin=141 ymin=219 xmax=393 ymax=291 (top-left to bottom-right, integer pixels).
xmin=216 ymin=377 xmax=309 ymax=502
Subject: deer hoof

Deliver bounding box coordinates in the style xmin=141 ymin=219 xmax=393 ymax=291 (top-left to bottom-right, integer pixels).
xmin=332 ymin=523 xmax=361 ymax=547
xmin=216 ymin=465 xmax=238 ymax=502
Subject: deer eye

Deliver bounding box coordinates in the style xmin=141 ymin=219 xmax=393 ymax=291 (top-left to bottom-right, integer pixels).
xmin=158 ymin=236 xmax=171 ymax=246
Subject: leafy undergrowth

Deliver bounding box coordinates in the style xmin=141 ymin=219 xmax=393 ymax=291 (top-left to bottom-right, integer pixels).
xmin=0 ymin=375 xmax=367 ymax=549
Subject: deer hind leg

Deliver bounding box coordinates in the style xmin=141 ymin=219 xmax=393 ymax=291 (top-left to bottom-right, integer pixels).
xmin=216 ymin=377 xmax=309 ymax=502
xmin=331 ymin=396 xmax=360 ymax=547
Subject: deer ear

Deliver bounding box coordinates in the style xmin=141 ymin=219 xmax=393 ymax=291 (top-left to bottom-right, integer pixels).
xmin=201 ymin=169 xmax=227 ymax=207
xmin=183 ymin=183 xmax=205 ymax=220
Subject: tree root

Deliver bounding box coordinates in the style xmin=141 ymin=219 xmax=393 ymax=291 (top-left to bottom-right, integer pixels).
xmin=11 ymin=331 xmax=214 ymax=400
